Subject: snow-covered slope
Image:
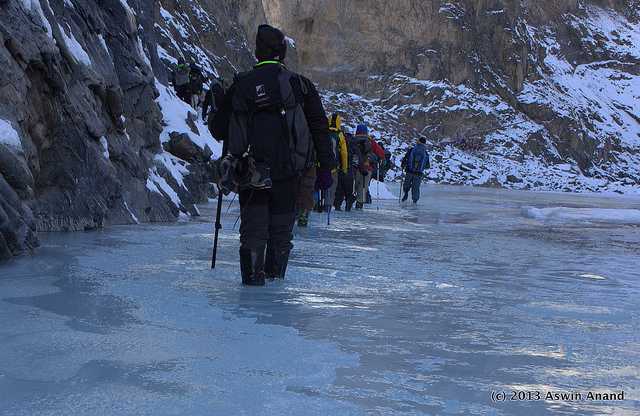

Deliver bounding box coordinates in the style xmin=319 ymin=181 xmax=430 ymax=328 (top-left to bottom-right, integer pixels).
xmin=320 ymin=5 xmax=640 ymax=195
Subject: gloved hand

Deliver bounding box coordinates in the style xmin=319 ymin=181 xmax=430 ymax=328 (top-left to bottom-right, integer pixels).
xmin=316 ymin=169 xmax=333 ymax=191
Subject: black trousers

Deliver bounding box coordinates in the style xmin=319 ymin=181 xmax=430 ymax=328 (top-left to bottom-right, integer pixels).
xmin=238 ymin=178 xmax=298 ymax=254
xmin=334 ymin=172 xmax=355 ymax=209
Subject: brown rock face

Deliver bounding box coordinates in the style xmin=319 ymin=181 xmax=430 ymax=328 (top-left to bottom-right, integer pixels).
xmin=261 ymin=0 xmax=640 ymax=193
xmin=262 ymin=0 xmax=573 ymax=90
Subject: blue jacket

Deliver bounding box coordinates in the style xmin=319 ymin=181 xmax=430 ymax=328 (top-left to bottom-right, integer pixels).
xmin=402 ymin=143 xmax=430 ymax=175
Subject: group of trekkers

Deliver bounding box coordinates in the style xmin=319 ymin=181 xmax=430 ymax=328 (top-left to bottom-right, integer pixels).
xmin=171 ymin=58 xmax=225 ymax=123
xmin=296 ymin=117 xmax=394 ymax=226
xmin=185 ymin=24 xmax=430 ymax=286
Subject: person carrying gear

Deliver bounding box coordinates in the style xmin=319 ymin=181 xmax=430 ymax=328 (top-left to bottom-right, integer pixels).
xmin=295 ymin=166 xmax=317 ymax=227
xmin=401 ymin=137 xmax=431 ymax=203
xmin=171 ymin=58 xmax=191 ymax=104
xmin=365 ymin=137 xmax=385 ymax=204
xmin=211 ymin=24 xmax=335 ymax=286
xmin=202 ymin=77 xmax=225 ymax=123
xmin=352 ymin=124 xmax=373 ymax=209
xmin=332 ymin=123 xmax=355 ymax=211
xmin=323 ymin=113 xmax=348 ymax=211
xmin=189 ymin=64 xmax=205 ymax=109
xmin=374 ymin=141 xmax=393 ymax=182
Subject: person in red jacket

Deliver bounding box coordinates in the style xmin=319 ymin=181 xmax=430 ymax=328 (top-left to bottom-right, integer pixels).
xmin=353 ymin=124 xmax=386 ymax=208
xmin=366 ymin=135 xmax=386 ymax=204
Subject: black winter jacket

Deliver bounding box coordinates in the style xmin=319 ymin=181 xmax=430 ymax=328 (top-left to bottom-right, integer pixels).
xmin=211 ymin=63 xmax=334 ymax=177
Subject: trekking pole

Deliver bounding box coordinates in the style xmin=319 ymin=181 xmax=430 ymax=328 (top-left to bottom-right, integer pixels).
xmin=327 ymin=204 xmax=331 ymax=226
xmin=398 ymin=174 xmax=404 ymax=204
xmin=211 ymin=140 xmax=228 ymax=269
xmin=376 ymin=168 xmax=380 ymax=211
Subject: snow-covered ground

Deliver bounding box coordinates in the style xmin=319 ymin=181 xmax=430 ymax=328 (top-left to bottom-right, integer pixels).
xmin=1 ymin=185 xmax=639 ymax=415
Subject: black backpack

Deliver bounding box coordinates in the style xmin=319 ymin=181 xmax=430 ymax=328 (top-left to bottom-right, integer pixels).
xmin=228 ymin=67 xmax=314 ymax=180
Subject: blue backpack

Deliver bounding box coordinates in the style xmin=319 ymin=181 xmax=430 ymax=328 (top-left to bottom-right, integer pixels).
xmin=407 ymin=144 xmax=429 ymax=174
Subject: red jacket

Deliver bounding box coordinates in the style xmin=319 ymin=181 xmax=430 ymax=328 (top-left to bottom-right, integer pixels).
xmin=368 ymin=138 xmax=386 ymax=172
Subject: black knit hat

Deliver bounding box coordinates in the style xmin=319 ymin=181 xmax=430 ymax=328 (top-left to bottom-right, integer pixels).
xmin=419 ymin=137 xmax=427 ymax=144
xmin=255 ymin=24 xmax=287 ymax=62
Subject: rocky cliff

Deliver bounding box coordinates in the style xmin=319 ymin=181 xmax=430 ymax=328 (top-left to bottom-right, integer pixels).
xmin=264 ymin=0 xmax=640 ymax=192
xmin=0 ymin=0 xmax=261 ymax=260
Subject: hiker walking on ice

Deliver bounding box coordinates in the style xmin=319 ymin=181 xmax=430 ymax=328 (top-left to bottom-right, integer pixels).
xmin=211 ymin=24 xmax=334 ymax=285
xmin=401 ymin=137 xmax=430 ymax=204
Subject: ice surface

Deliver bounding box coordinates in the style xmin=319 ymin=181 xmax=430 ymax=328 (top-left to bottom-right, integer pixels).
xmin=1 ymin=185 xmax=639 ymax=415
xmin=0 ymin=119 xmax=22 ymax=150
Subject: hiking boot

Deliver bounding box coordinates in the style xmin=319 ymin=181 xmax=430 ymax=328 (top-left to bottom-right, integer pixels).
xmin=265 ymin=246 xmax=290 ymax=280
xmin=401 ymin=192 xmax=409 ymax=202
xmin=355 ymin=202 xmax=364 ymax=210
xmin=297 ymin=210 xmax=309 ymax=227
xmin=334 ymin=205 xmax=342 ymax=212
xmin=240 ymin=248 xmax=266 ymax=286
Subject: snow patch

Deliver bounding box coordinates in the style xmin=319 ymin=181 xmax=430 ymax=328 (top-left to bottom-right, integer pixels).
xmin=0 ymin=119 xmax=22 ymax=150
xmin=135 ymin=36 xmax=151 ymax=68
xmin=119 ymin=0 xmax=135 ymax=16
xmin=147 ymin=168 xmax=182 ymax=208
xmin=123 ymin=201 xmax=139 ymax=224
xmin=97 ymin=34 xmax=110 ymax=56
xmin=369 ymin=179 xmax=396 ymax=200
xmin=154 ymin=79 xmax=222 ymax=158
xmin=154 ymin=153 xmax=188 ymax=190
xmin=157 ymin=44 xmax=177 ymax=65
xmin=99 ymin=136 xmax=109 ymax=159
xmin=523 ymin=207 xmax=640 ymax=225
xmin=21 ymin=0 xmax=53 ymax=39
xmin=58 ymin=24 xmax=92 ymax=66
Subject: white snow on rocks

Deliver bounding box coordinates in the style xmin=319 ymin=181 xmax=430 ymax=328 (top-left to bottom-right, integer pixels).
xmin=578 ymin=5 xmax=640 ymax=60
xmin=58 ymin=23 xmax=92 ymax=66
xmin=20 ymin=0 xmax=53 ymax=39
xmin=135 ymin=36 xmax=151 ymax=68
xmin=157 ymin=44 xmax=177 ymax=65
xmin=160 ymin=6 xmax=189 ymax=39
xmin=523 ymin=207 xmax=640 ymax=225
xmin=99 ymin=136 xmax=109 ymax=159
xmin=119 ymin=0 xmax=135 ymax=17
xmin=146 ymin=168 xmax=182 ymax=208
xmin=154 ymin=153 xmax=188 ymax=190
xmin=123 ymin=201 xmax=139 ymax=224
xmin=154 ymin=79 xmax=221 ymax=157
xmin=0 ymin=119 xmax=22 ymax=150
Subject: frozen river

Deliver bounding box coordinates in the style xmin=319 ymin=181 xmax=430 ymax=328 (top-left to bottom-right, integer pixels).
xmin=1 ymin=185 xmax=639 ymax=415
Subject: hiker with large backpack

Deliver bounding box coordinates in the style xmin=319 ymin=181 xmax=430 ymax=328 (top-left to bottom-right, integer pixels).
xmin=353 ymin=124 xmax=373 ymax=209
xmin=334 ymin=130 xmax=356 ymax=211
xmin=325 ymin=113 xmax=349 ymax=211
xmin=189 ymin=64 xmax=205 ymax=109
xmin=365 ymin=137 xmax=386 ymax=204
xmin=171 ymin=58 xmax=191 ymax=104
xmin=401 ymin=137 xmax=431 ymax=204
xmin=202 ymin=77 xmax=225 ymax=122
xmin=211 ymin=24 xmax=335 ymax=286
